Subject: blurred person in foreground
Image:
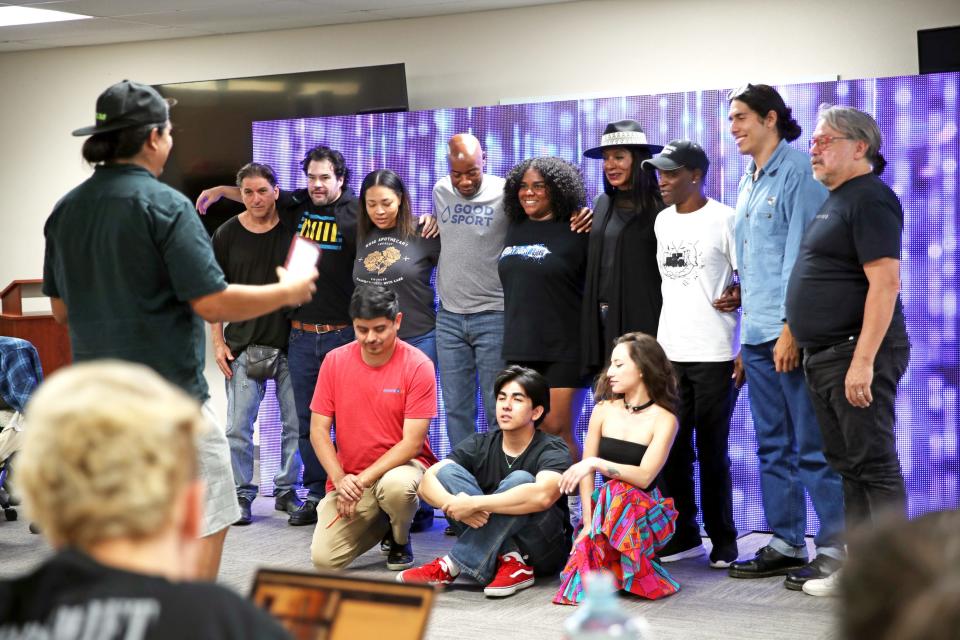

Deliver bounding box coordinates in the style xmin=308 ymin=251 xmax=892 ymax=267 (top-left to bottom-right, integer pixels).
xmin=0 ymin=361 xmax=291 ymax=639
xmin=841 ymin=509 xmax=960 ymax=639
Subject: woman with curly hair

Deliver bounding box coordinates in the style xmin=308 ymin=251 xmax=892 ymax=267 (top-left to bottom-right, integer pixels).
xmin=353 ymin=169 xmax=441 ymax=364
xmin=554 ymin=332 xmax=680 ymax=604
xmin=581 ymin=120 xmax=666 ymax=376
xmin=498 ymin=157 xmax=590 ymax=467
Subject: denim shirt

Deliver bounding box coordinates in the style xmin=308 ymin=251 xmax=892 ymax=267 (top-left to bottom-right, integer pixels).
xmin=735 ymin=139 xmax=828 ymax=345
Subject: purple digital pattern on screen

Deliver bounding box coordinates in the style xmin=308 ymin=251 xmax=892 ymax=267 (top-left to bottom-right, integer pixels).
xmin=252 ymin=73 xmax=960 ymax=535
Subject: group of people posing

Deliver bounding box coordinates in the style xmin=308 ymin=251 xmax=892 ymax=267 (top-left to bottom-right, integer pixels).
xmin=9 ymin=77 xmax=909 ymax=639
xmin=194 ymin=82 xmax=909 ymax=601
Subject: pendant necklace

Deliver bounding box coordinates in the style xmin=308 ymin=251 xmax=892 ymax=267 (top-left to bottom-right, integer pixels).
xmin=623 ymin=398 xmax=655 ymax=414
xmin=504 ymin=443 xmax=530 ymax=469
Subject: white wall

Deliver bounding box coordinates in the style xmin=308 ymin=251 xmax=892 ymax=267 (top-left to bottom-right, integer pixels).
xmin=1 ymin=0 xmax=957 ymax=408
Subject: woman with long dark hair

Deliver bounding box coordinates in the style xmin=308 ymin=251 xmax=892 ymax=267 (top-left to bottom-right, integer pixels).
xmin=554 ymin=332 xmax=680 ymax=604
xmin=353 ymin=169 xmax=440 ymax=364
xmin=498 ymin=157 xmax=590 ymax=461
xmin=580 ymin=120 xmax=665 ymax=376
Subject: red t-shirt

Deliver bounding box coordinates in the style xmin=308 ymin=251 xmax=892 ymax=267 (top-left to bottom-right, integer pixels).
xmin=310 ymin=339 xmax=438 ymax=489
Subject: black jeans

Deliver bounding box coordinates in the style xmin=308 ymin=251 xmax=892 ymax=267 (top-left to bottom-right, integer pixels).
xmin=803 ymin=339 xmax=910 ymax=528
xmin=661 ymin=360 xmax=738 ymax=547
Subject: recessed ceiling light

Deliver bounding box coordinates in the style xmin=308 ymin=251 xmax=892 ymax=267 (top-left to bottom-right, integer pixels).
xmin=0 ymin=6 xmax=91 ymax=27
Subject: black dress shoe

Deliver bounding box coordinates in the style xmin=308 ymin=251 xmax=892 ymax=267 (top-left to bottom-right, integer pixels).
xmin=386 ymin=536 xmax=414 ymax=570
xmin=409 ymin=502 xmax=435 ymax=533
xmin=728 ymin=545 xmax=806 ymax=578
xmin=784 ymin=554 xmax=842 ymax=590
xmin=288 ymin=498 xmax=319 ymax=526
xmin=274 ymin=489 xmax=304 ymax=514
xmin=235 ymin=497 xmax=253 ymax=526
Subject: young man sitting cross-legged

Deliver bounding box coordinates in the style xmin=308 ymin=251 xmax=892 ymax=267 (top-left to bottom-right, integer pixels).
xmin=397 ymin=365 xmax=572 ymax=597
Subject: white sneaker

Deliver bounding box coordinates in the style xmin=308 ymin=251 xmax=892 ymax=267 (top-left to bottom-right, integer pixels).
xmin=802 ymin=570 xmax=842 ymax=597
xmin=659 ymin=543 xmax=706 ymax=563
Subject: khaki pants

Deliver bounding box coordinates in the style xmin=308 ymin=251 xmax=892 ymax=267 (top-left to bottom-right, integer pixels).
xmin=310 ymin=460 xmax=425 ymax=570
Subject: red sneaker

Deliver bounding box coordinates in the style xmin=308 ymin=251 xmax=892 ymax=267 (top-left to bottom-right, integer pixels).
xmin=483 ymin=554 xmax=535 ymax=597
xmin=396 ymin=557 xmax=457 ymax=586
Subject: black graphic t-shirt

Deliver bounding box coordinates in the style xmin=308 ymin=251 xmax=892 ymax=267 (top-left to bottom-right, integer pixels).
xmin=498 ymin=217 xmax=588 ymax=363
xmin=352 ymin=226 xmax=440 ymax=338
xmin=278 ymin=188 xmax=358 ymax=325
xmin=0 ymin=549 xmax=290 ymax=639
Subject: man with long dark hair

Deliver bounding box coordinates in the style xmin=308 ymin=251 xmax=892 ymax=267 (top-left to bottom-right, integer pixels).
xmin=724 ymin=84 xmax=845 ymax=590
xmin=42 ymin=80 xmax=317 ymax=578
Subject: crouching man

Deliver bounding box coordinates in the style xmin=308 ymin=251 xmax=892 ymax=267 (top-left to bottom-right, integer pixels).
xmin=397 ymin=366 xmax=572 ymax=597
xmin=309 ymin=285 xmax=438 ymax=572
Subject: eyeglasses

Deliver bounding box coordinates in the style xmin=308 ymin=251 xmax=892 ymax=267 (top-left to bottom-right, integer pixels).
xmin=809 ymin=135 xmax=852 ymax=150
xmin=726 ymin=83 xmax=755 ymax=102
xmin=519 ymin=182 xmax=548 ymax=193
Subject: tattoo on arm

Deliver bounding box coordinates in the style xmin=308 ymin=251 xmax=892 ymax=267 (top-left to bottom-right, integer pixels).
xmin=605 ymin=465 xmax=621 ymax=477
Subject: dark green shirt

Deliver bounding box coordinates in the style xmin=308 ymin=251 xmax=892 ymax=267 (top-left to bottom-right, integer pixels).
xmin=42 ymin=163 xmax=226 ymax=401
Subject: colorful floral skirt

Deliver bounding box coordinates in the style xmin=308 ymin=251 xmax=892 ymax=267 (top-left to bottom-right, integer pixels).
xmin=553 ymin=479 xmax=680 ymax=604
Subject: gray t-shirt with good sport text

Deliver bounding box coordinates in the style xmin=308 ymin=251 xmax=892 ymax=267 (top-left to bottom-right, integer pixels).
xmin=433 ymin=174 xmax=507 ymax=314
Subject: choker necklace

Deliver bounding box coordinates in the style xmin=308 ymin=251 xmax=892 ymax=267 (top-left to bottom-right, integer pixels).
xmin=623 ymin=398 xmax=654 ymax=414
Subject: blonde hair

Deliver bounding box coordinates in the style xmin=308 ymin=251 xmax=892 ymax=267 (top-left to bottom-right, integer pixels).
xmin=17 ymin=360 xmax=203 ymax=549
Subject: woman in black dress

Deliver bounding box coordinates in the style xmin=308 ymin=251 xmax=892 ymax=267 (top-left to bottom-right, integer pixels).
xmin=580 ymin=120 xmax=665 ymax=377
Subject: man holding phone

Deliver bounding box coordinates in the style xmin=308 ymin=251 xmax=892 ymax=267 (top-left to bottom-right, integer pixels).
xmin=210 ymin=162 xmax=305 ymax=526
xmin=43 ymin=80 xmax=318 ymax=579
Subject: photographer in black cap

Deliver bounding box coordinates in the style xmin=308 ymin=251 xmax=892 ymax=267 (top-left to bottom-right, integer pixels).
xmin=42 ymin=80 xmax=318 ymax=579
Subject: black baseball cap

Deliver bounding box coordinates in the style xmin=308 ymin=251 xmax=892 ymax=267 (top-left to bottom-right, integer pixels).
xmin=72 ymin=80 xmax=176 ymax=137
xmin=641 ymin=139 xmax=710 ymax=173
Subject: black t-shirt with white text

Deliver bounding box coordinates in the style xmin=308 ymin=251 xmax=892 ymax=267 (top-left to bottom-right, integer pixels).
xmin=212 ymin=216 xmax=293 ymax=353
xmin=0 ymin=549 xmax=290 ymax=640
xmin=448 ymin=429 xmax=572 ymax=531
xmin=498 ymin=217 xmax=588 ymax=362
xmin=786 ymin=173 xmax=909 ymax=348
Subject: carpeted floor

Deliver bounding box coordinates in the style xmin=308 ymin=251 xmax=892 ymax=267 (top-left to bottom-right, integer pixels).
xmin=0 ymin=496 xmax=839 ymax=639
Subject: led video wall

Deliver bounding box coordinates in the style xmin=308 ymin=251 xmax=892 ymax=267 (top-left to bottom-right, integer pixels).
xmin=252 ymin=72 xmax=959 ymax=535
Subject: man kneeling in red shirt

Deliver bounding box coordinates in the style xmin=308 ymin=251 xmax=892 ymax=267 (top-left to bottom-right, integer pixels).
xmin=309 ymin=285 xmax=438 ymax=571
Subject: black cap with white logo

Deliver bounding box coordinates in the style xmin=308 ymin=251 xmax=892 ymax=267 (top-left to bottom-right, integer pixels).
xmin=641 ymin=139 xmax=710 ymax=173
xmin=72 ymin=80 xmax=176 ymax=137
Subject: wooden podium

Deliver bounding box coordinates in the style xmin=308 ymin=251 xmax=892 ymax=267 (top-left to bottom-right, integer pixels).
xmin=0 ymin=280 xmax=71 ymax=375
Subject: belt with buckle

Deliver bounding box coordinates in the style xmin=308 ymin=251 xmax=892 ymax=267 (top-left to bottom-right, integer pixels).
xmin=291 ymin=320 xmax=349 ymax=334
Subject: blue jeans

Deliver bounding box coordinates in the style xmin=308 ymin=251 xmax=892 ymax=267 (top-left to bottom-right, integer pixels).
xmin=405 ymin=328 xmax=438 ymax=370
xmin=288 ymin=326 xmax=355 ymax=500
xmin=225 ymin=350 xmax=302 ymax=502
xmin=742 ymin=340 xmax=845 ymax=558
xmin=438 ymin=463 xmax=570 ymax=584
xmin=436 ymin=307 xmax=505 ymax=449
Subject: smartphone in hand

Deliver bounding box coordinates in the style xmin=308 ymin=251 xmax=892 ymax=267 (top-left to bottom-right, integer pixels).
xmin=284 ymin=236 xmax=322 ymax=278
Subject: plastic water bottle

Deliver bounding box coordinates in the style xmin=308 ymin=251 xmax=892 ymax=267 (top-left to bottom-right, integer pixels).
xmin=563 ymin=571 xmax=653 ymax=639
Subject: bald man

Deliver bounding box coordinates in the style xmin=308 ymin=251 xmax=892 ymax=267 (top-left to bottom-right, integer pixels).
xmin=433 ymin=135 xmax=508 ymax=450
